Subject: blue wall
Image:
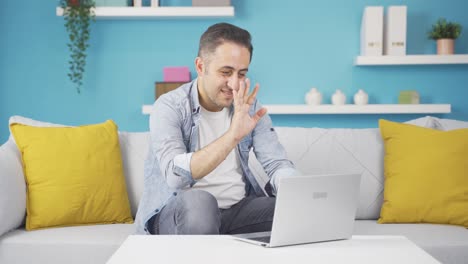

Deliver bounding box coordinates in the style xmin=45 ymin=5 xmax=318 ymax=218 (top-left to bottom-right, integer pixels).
xmin=1 ymin=0 xmax=468 ymax=143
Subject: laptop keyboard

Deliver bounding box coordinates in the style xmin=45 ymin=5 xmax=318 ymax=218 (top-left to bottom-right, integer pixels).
xmin=250 ymin=236 xmax=271 ymax=243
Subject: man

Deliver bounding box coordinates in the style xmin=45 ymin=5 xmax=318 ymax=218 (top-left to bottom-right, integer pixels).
xmin=135 ymin=22 xmax=300 ymax=235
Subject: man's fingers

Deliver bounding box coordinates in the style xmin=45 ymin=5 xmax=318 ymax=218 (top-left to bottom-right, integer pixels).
xmin=238 ymin=79 xmax=245 ymax=104
xmin=253 ymin=107 xmax=267 ymax=122
xmin=233 ymin=87 xmax=239 ymax=107
xmin=247 ymin=83 xmax=260 ymax=105
xmin=243 ymin=78 xmax=251 ymax=100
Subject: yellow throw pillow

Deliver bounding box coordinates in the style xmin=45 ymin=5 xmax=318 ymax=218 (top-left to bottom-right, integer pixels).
xmin=10 ymin=120 xmax=133 ymax=230
xmin=378 ymin=119 xmax=468 ymax=227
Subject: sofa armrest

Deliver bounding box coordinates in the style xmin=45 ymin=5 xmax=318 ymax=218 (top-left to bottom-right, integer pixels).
xmin=0 ymin=139 xmax=26 ymax=237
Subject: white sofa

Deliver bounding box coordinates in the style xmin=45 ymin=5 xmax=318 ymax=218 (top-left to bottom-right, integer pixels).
xmin=0 ymin=116 xmax=467 ymax=264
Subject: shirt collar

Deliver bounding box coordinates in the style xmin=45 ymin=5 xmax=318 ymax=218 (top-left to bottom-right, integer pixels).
xmin=189 ymin=78 xmax=201 ymax=115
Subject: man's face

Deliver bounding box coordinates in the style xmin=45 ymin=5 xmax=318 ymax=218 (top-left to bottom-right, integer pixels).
xmin=196 ymin=41 xmax=251 ymax=112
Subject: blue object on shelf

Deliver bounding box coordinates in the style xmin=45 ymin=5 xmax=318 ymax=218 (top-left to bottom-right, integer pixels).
xmin=95 ymin=0 xmax=131 ymax=6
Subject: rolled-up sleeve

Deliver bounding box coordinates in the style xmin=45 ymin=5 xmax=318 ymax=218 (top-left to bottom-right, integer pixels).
xmin=149 ymin=96 xmax=196 ymax=189
xmin=270 ymin=167 xmax=302 ymax=195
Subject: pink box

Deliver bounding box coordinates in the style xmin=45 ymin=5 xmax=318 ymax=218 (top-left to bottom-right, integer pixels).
xmin=163 ymin=66 xmax=191 ymax=82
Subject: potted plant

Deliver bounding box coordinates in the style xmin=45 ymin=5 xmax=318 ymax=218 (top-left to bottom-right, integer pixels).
xmin=60 ymin=0 xmax=95 ymax=93
xmin=427 ymin=18 xmax=462 ymax=55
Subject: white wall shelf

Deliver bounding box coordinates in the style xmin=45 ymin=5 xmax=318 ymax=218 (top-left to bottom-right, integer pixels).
xmin=264 ymin=104 xmax=451 ymax=114
xmin=142 ymin=104 xmax=451 ymax=115
xmin=56 ymin=6 xmax=234 ymax=19
xmin=355 ymin=55 xmax=468 ymax=66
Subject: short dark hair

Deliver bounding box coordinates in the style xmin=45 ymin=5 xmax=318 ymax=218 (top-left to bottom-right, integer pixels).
xmin=198 ymin=23 xmax=253 ymax=61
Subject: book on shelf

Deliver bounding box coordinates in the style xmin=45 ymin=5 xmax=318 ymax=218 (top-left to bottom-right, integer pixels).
xmin=384 ymin=6 xmax=407 ymax=56
xmin=360 ymin=6 xmax=384 ymax=56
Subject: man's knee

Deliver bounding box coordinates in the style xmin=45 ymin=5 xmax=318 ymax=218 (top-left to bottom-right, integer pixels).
xmin=173 ymin=190 xmax=220 ymax=234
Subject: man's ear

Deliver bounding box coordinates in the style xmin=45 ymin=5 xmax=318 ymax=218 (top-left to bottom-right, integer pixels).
xmin=195 ymin=57 xmax=204 ymax=75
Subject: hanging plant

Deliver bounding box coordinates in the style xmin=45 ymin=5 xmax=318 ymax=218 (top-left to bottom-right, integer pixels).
xmin=60 ymin=0 xmax=95 ymax=93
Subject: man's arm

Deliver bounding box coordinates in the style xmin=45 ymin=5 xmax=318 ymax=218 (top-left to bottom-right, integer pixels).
xmin=190 ymin=130 xmax=238 ymax=180
xmin=150 ymin=97 xmax=195 ymax=189
xmin=191 ymin=79 xmax=266 ymax=179
xmin=251 ymin=101 xmax=301 ymax=195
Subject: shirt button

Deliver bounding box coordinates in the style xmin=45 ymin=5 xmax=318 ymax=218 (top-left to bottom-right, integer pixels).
xmin=173 ymin=192 xmax=177 ymax=196
xmin=155 ymin=209 xmax=159 ymax=213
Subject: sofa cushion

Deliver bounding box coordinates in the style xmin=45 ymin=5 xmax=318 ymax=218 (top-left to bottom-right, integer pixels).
xmin=378 ymin=119 xmax=468 ymax=227
xmin=432 ymin=117 xmax=468 ymax=130
xmin=10 ymin=120 xmax=134 ymax=230
xmin=354 ymin=220 xmax=468 ymax=264
xmin=0 ymin=116 xmax=69 ymax=235
xmin=0 ymin=139 xmax=26 ymax=237
xmin=118 ymin=132 xmax=149 ymax=217
xmin=5 ymin=116 xmax=149 ymax=224
xmin=276 ymin=127 xmax=386 ymax=220
xmin=249 ymin=116 xmax=437 ymax=220
xmin=0 ymin=224 xmax=134 ymax=264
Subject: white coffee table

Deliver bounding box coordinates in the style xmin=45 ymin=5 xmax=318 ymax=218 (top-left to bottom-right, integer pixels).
xmin=106 ymin=235 xmax=440 ymax=264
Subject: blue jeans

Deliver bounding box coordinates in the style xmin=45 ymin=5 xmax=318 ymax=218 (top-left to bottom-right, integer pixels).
xmin=148 ymin=189 xmax=275 ymax=235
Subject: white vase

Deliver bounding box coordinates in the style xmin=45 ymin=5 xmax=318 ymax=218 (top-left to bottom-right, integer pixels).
xmin=353 ymin=89 xmax=369 ymax=105
xmin=331 ymin=90 xmax=346 ymax=105
xmin=305 ymin=88 xmax=322 ymax=105
xmin=133 ymin=0 xmax=142 ymax=7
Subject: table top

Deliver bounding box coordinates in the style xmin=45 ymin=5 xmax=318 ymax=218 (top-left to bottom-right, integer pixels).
xmin=106 ymin=235 xmax=440 ymax=264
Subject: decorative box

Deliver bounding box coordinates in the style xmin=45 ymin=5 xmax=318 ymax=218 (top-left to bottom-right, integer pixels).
xmin=398 ymin=90 xmax=420 ymax=104
xmin=163 ymin=66 xmax=191 ymax=82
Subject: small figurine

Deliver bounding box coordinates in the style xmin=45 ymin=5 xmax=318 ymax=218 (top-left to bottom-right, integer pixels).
xmin=353 ymin=89 xmax=369 ymax=105
xmin=332 ymin=89 xmax=346 ymax=105
xmin=305 ymin=88 xmax=323 ymax=105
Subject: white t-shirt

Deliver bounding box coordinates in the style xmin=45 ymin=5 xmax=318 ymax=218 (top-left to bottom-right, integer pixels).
xmin=191 ymin=106 xmax=246 ymax=209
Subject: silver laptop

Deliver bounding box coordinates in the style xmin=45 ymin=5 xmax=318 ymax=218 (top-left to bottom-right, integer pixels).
xmin=233 ymin=173 xmax=361 ymax=247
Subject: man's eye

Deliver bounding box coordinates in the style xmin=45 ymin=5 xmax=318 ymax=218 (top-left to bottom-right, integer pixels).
xmin=221 ymin=71 xmax=231 ymax=75
xmin=239 ymin=73 xmax=246 ymax=78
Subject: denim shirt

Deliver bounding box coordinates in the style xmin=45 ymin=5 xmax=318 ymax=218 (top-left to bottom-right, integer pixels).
xmin=134 ymin=79 xmax=298 ymax=234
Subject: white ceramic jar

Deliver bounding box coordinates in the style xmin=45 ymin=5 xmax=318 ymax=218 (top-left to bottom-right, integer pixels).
xmin=353 ymin=89 xmax=369 ymax=105
xmin=151 ymin=0 xmax=159 ymax=7
xmin=305 ymin=88 xmax=322 ymax=105
xmin=331 ymin=89 xmax=346 ymax=105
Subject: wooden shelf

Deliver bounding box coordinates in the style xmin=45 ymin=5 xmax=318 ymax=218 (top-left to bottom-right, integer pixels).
xmin=355 ymin=55 xmax=468 ymax=65
xmin=56 ymin=6 xmax=234 ymax=19
xmin=142 ymin=104 xmax=451 ymax=115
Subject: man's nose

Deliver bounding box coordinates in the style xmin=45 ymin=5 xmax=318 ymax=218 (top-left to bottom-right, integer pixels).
xmin=227 ymin=75 xmax=240 ymax=91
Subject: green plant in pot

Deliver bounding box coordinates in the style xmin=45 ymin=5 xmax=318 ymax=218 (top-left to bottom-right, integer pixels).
xmin=427 ymin=18 xmax=462 ymax=55
xmin=60 ymin=0 xmax=95 ymax=93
